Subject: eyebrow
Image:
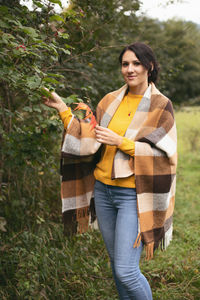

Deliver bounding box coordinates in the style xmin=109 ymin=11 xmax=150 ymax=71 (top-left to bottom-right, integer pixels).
xmin=122 ymin=59 xmax=140 ymax=63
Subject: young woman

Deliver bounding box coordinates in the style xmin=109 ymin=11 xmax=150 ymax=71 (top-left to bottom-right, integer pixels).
xmin=43 ymin=42 xmax=177 ymax=300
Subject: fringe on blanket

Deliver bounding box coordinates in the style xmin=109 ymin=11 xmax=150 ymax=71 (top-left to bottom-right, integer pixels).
xmin=133 ymin=224 xmax=173 ymax=260
xmin=133 ymin=232 xmax=141 ymax=248
xmin=161 ymin=224 xmax=173 ymax=250
xmin=133 ymin=233 xmax=154 ymax=260
xmin=145 ymin=242 xmax=154 ymax=260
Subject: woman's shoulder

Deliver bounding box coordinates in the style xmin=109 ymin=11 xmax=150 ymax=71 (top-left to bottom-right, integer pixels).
xmin=98 ymin=84 xmax=127 ymax=107
xmin=150 ymin=83 xmax=173 ymax=110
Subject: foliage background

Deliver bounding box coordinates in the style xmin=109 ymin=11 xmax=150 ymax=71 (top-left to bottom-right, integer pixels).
xmin=0 ymin=0 xmax=200 ymax=299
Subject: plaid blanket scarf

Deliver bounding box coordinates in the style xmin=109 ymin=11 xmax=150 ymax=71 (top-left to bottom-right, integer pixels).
xmin=60 ymin=83 xmax=177 ymax=259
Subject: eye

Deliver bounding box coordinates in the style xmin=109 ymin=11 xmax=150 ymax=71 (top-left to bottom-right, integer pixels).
xmin=122 ymin=62 xmax=129 ymax=67
xmin=133 ymin=61 xmax=141 ymax=66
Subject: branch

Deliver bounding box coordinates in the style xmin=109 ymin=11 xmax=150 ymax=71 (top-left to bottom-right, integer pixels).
xmin=49 ymin=68 xmax=90 ymax=80
xmin=66 ymin=44 xmax=126 ymax=61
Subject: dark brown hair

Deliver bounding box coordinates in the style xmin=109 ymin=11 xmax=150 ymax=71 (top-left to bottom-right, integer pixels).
xmin=119 ymin=42 xmax=159 ymax=83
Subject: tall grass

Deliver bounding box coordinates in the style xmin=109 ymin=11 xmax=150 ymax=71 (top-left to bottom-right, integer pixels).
xmin=0 ymin=107 xmax=200 ymax=299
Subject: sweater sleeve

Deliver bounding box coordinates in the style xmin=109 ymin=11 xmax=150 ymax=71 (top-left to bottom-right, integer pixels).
xmin=118 ymin=137 xmax=135 ymax=157
xmin=59 ymin=108 xmax=73 ymax=130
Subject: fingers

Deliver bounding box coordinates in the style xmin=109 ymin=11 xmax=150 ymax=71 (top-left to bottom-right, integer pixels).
xmin=41 ymin=89 xmax=61 ymax=107
xmin=95 ymin=125 xmax=122 ymax=146
xmin=95 ymin=125 xmax=109 ymax=131
xmin=42 ymin=96 xmax=48 ymax=101
xmin=42 ymin=96 xmax=51 ymax=106
xmin=95 ymin=127 xmax=109 ymax=139
xmin=95 ymin=126 xmax=114 ymax=144
xmin=95 ymin=125 xmax=111 ymax=136
xmin=42 ymin=88 xmax=61 ymax=102
xmin=50 ymin=91 xmax=62 ymax=103
xmin=42 ymin=96 xmax=48 ymax=104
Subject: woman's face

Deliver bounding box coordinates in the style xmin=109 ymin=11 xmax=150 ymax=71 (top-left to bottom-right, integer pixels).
xmin=121 ymin=50 xmax=149 ymax=94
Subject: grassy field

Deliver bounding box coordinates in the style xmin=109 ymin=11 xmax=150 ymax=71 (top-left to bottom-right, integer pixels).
xmin=0 ymin=107 xmax=200 ymax=299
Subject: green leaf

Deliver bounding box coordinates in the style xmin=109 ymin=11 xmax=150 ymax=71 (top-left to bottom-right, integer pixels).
xmin=40 ymin=88 xmax=53 ymax=98
xmin=60 ymin=48 xmax=70 ymax=55
xmin=26 ymin=76 xmax=41 ymax=89
xmin=43 ymin=77 xmax=60 ymax=84
xmin=32 ymin=39 xmax=43 ymax=44
xmin=33 ymin=66 xmax=45 ymax=76
xmin=64 ymin=44 xmax=75 ymax=49
xmin=49 ymin=0 xmax=62 ymax=7
xmin=46 ymin=73 xmax=65 ymax=79
xmin=0 ymin=20 xmax=9 ymax=28
xmin=1 ymin=33 xmax=15 ymax=46
xmin=3 ymin=33 xmax=15 ymax=40
xmin=33 ymin=107 xmax=42 ymax=113
xmin=62 ymin=95 xmax=83 ymax=105
xmin=32 ymin=0 xmax=44 ymax=8
xmin=50 ymin=15 xmax=65 ymax=23
xmin=23 ymin=106 xmax=33 ymax=112
xmin=21 ymin=26 xmax=38 ymax=38
xmin=26 ymin=51 xmax=41 ymax=58
xmin=8 ymin=20 xmax=22 ymax=27
xmin=0 ymin=5 xmax=8 ymax=14
xmin=58 ymin=32 xmax=69 ymax=39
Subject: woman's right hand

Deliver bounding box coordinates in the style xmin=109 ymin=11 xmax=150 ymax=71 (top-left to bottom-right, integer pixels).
xmin=42 ymin=88 xmax=68 ymax=112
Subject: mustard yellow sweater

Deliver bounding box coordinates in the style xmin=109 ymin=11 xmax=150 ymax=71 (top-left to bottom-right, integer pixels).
xmin=59 ymin=93 xmax=142 ymax=188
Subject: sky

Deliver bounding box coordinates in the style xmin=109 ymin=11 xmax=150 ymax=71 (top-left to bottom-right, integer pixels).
xmin=138 ymin=0 xmax=200 ymax=24
xmin=20 ymin=0 xmax=200 ymax=24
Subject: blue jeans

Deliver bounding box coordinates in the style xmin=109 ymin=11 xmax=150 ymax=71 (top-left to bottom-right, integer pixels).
xmin=94 ymin=180 xmax=153 ymax=300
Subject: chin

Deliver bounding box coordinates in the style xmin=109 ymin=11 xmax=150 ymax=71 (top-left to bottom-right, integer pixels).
xmin=127 ymin=81 xmax=137 ymax=87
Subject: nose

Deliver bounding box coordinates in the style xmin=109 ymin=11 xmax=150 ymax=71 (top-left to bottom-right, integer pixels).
xmin=127 ymin=63 xmax=134 ymax=73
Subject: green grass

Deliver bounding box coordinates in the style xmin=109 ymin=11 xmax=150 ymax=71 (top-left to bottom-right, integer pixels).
xmin=175 ymin=106 xmax=200 ymax=154
xmin=0 ymin=107 xmax=200 ymax=299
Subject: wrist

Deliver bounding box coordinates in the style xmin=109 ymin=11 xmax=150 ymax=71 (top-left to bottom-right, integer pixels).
xmin=117 ymin=136 xmax=123 ymax=146
xmin=57 ymin=103 xmax=68 ymax=112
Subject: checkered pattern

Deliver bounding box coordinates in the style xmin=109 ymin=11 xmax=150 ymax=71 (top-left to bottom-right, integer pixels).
xmin=60 ymin=83 xmax=177 ymax=258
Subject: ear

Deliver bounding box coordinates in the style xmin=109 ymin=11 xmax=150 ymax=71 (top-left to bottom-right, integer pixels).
xmin=148 ymin=63 xmax=154 ymax=76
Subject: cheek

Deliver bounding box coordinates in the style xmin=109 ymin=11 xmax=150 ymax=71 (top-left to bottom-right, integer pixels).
xmin=121 ymin=70 xmax=127 ymax=80
xmin=140 ymin=68 xmax=148 ymax=79
xmin=121 ymin=67 xmax=125 ymax=75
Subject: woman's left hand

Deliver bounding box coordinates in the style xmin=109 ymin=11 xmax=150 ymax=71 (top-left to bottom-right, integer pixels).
xmin=95 ymin=125 xmax=123 ymax=146
xmin=42 ymin=88 xmax=68 ymax=112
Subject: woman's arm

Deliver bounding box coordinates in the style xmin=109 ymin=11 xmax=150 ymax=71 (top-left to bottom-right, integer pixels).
xmin=42 ymin=89 xmax=68 ymax=113
xmin=43 ymin=89 xmax=73 ymax=129
xmin=95 ymin=125 xmax=135 ymax=156
xmin=95 ymin=125 xmax=123 ymax=146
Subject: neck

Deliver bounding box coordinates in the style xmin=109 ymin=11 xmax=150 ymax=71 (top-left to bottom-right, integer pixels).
xmin=129 ymin=82 xmax=149 ymax=95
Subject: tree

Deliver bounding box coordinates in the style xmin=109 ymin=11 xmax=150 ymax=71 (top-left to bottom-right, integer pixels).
xmin=54 ymin=0 xmax=141 ymax=105
xmin=1 ymin=0 xmax=200 ymax=235
xmin=55 ymin=1 xmax=200 ymax=104
xmin=159 ymin=20 xmax=200 ymax=103
xmin=0 ymin=0 xmax=81 ymax=231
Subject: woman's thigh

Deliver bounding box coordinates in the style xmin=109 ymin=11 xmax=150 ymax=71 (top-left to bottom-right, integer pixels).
xmin=94 ymin=181 xmax=141 ymax=261
xmin=113 ymin=187 xmax=142 ymax=272
xmin=94 ymin=180 xmax=117 ymax=259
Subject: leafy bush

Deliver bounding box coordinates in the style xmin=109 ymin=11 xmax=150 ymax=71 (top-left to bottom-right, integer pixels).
xmin=0 ymin=0 xmax=83 ymax=232
xmin=1 ymin=1 xmax=200 ymax=299
xmin=0 ymin=224 xmax=116 ymax=299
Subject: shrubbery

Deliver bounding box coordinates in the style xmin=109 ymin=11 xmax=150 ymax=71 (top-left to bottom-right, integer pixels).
xmin=0 ymin=1 xmax=200 ymax=299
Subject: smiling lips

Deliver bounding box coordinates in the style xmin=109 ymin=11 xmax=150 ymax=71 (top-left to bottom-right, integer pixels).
xmin=127 ymin=75 xmax=136 ymax=80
